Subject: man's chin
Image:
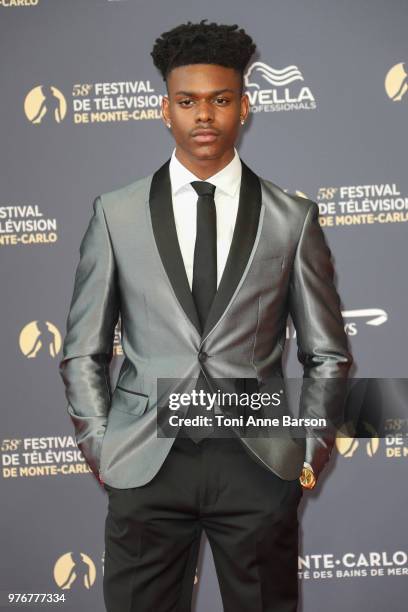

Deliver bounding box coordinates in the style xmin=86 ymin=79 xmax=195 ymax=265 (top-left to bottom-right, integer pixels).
xmin=188 ymin=144 xmax=226 ymax=160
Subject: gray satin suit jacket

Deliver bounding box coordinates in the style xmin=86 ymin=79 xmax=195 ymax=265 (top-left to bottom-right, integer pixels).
xmin=59 ymin=157 xmax=353 ymax=488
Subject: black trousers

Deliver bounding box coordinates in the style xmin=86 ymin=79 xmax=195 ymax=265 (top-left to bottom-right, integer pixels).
xmin=103 ymin=437 xmax=303 ymax=612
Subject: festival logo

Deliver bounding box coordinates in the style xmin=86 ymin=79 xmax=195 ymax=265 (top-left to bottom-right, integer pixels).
xmin=316 ymin=184 xmax=408 ymax=227
xmin=287 ymin=184 xmax=408 ymax=227
xmin=0 ymin=202 xmax=58 ymax=247
xmin=299 ymin=549 xmax=408 ymax=580
xmin=385 ymin=62 xmax=408 ymax=101
xmin=24 ymin=80 xmax=162 ymax=125
xmin=54 ymin=552 xmax=96 ymax=590
xmin=336 ymin=424 xmax=380 ymax=458
xmin=24 ymin=86 xmax=67 ymax=124
xmin=0 ymin=0 xmax=40 ymax=6
xmin=19 ymin=321 xmax=61 ymax=359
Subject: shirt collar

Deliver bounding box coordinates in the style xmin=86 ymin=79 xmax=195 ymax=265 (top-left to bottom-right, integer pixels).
xmin=169 ymin=146 xmax=242 ymax=198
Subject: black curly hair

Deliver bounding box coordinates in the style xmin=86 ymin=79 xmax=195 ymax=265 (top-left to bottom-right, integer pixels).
xmin=151 ymin=19 xmax=257 ymax=93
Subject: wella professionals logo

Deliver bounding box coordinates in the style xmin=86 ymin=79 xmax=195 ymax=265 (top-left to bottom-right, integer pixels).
xmin=24 ymin=85 xmax=67 ymax=124
xmin=244 ymin=61 xmax=317 ymax=113
xmin=385 ymin=62 xmax=408 ymax=101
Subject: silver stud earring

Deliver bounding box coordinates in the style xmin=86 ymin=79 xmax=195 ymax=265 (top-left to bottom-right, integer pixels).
xmin=167 ymin=122 xmax=171 ymax=128
xmin=240 ymin=119 xmax=245 ymax=125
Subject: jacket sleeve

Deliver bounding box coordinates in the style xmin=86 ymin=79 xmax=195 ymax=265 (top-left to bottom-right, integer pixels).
xmin=58 ymin=195 xmax=120 ymax=479
xmin=288 ymin=201 xmax=353 ymax=479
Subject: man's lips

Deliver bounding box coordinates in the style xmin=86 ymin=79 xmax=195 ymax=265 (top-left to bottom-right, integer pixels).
xmin=191 ymin=130 xmax=219 ymax=143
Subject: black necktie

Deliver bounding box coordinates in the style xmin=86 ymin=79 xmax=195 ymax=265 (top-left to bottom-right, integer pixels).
xmin=190 ymin=181 xmax=217 ymax=331
xmin=181 ymin=180 xmax=217 ymax=442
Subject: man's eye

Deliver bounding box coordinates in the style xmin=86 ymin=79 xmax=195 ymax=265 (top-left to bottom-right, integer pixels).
xmin=215 ymin=98 xmax=228 ymax=104
xmin=179 ymin=100 xmax=193 ymax=106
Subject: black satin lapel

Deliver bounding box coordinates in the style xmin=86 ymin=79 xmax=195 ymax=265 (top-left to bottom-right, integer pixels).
xmin=149 ymin=158 xmax=202 ymax=335
xmin=201 ymin=159 xmax=262 ymax=340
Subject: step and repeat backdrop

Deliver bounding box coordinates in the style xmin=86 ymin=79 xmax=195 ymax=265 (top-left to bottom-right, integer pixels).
xmin=1 ymin=1 xmax=407 ymax=610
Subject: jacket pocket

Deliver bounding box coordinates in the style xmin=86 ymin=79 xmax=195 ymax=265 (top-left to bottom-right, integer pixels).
xmin=111 ymin=385 xmax=149 ymax=416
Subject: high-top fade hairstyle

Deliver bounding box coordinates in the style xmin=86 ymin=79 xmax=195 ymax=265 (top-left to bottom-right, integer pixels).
xmin=151 ymin=19 xmax=257 ymax=94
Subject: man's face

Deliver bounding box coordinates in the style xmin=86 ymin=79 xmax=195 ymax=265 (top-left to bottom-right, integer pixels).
xmin=162 ymin=63 xmax=249 ymax=161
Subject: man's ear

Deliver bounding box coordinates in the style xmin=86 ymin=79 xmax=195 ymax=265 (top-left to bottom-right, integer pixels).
xmin=241 ymin=92 xmax=250 ymax=122
xmin=161 ymin=96 xmax=170 ymax=126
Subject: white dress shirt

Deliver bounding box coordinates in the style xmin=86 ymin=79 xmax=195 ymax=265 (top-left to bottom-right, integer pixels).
xmin=168 ymin=146 xmax=313 ymax=478
xmin=169 ymin=146 xmax=241 ymax=290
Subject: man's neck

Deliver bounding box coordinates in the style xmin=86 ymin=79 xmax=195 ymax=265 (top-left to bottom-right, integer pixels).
xmin=174 ymin=147 xmax=235 ymax=180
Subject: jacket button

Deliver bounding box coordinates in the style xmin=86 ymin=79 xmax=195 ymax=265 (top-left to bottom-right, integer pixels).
xmin=198 ymin=351 xmax=208 ymax=363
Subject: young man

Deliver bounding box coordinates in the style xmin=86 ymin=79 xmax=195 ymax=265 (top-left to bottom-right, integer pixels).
xmin=59 ymin=19 xmax=352 ymax=612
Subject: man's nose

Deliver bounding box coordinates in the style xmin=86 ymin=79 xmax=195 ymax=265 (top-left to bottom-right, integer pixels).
xmin=195 ymin=101 xmax=214 ymax=123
